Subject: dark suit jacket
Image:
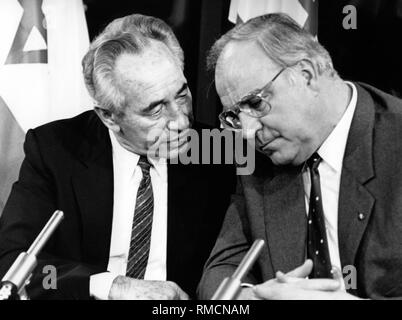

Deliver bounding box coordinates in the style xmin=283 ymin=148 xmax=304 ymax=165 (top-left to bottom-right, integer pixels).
xmin=199 ymin=83 xmax=402 ymax=299
xmin=0 ymin=110 xmax=236 ymax=299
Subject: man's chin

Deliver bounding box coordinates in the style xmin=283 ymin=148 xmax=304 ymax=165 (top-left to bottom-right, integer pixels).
xmin=264 ymin=150 xmax=295 ymax=166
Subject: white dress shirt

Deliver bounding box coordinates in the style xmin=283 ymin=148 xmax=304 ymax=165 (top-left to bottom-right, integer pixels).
xmin=90 ymin=130 xmax=168 ymax=300
xmin=302 ymin=82 xmax=357 ymax=287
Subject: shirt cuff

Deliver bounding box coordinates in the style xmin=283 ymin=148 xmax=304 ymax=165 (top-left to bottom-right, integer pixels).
xmin=90 ymin=272 xmax=119 ymax=300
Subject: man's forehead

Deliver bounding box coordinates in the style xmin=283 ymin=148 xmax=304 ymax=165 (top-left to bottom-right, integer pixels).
xmin=215 ymin=71 xmax=239 ymax=106
xmin=215 ymin=41 xmax=278 ymax=105
xmin=115 ymin=43 xmax=179 ymax=79
xmin=115 ymin=45 xmax=184 ymax=96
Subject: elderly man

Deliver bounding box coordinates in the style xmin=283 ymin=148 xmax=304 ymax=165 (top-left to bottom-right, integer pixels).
xmin=198 ymin=13 xmax=402 ymax=300
xmin=0 ymin=14 xmax=235 ymax=300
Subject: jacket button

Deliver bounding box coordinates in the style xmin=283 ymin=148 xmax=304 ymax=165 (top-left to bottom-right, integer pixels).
xmin=358 ymin=213 xmax=365 ymax=221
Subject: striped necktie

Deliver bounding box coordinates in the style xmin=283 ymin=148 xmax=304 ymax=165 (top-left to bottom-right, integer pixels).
xmin=126 ymin=155 xmax=154 ymax=279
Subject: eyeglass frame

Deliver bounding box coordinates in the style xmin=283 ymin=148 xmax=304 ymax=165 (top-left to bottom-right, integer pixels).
xmin=218 ymin=65 xmax=291 ymax=130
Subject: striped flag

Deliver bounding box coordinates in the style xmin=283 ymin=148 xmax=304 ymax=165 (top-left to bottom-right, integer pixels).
xmin=229 ymin=0 xmax=318 ymax=36
xmin=0 ymin=0 xmax=92 ymax=214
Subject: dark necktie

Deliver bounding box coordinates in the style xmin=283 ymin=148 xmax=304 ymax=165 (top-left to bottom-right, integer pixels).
xmin=126 ymin=156 xmax=154 ymax=279
xmin=306 ymin=152 xmax=333 ymax=278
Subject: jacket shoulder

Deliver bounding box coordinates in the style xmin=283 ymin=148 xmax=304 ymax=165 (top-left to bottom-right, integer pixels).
xmin=356 ymin=82 xmax=402 ymax=114
xmin=32 ymin=110 xmax=99 ymax=139
xmin=26 ymin=110 xmax=105 ymax=164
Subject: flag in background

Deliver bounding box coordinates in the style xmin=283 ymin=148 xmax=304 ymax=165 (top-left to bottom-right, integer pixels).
xmin=0 ymin=0 xmax=92 ymax=214
xmin=229 ymin=0 xmax=318 ymax=36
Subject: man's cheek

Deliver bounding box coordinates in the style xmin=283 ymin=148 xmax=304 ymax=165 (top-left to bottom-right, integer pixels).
xmin=144 ymin=128 xmax=161 ymax=155
xmin=146 ymin=127 xmax=166 ymax=145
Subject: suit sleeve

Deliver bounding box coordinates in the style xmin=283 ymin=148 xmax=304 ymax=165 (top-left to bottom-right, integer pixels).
xmin=0 ymin=129 xmax=103 ymax=300
xmin=197 ymin=178 xmax=259 ymax=299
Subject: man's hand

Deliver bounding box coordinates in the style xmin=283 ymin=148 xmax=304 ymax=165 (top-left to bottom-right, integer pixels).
xmin=108 ymin=276 xmax=190 ymax=300
xmin=252 ymin=260 xmax=360 ymax=300
xmin=236 ymin=287 xmax=260 ymax=300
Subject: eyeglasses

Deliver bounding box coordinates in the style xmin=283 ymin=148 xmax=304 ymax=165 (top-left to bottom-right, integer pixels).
xmin=218 ymin=67 xmax=287 ymax=130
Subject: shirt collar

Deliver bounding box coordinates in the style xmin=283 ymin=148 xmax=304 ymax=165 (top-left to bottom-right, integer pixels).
xmin=108 ymin=130 xmax=167 ymax=179
xmin=317 ymin=81 xmax=357 ymax=173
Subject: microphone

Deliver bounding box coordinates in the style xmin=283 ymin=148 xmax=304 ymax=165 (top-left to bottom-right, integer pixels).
xmin=211 ymin=239 xmax=265 ymax=300
xmin=0 ymin=210 xmax=64 ymax=300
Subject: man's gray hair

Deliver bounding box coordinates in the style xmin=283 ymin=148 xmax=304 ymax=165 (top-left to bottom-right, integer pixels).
xmin=82 ymin=14 xmax=184 ymax=116
xmin=207 ymin=13 xmax=336 ymax=77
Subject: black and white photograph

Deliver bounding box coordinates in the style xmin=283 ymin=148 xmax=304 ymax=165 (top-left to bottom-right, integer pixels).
xmin=1 ymin=0 xmax=402 ymax=312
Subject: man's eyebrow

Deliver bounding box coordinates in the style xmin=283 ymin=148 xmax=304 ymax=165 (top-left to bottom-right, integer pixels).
xmin=142 ymin=83 xmax=188 ymax=114
xmin=143 ymin=99 xmax=165 ymax=114
xmin=176 ymin=83 xmax=188 ymax=95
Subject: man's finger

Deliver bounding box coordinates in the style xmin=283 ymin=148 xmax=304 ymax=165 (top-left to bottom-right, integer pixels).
xmin=275 ymin=271 xmax=287 ymax=283
xmin=285 ymin=259 xmax=313 ymax=278
xmin=276 ymin=273 xmax=340 ymax=291
xmin=174 ymin=284 xmax=190 ymax=300
xmin=178 ymin=290 xmax=190 ymax=300
xmin=294 ymin=278 xmax=341 ymax=291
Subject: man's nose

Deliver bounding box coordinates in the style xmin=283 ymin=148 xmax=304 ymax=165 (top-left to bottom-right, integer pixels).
xmin=167 ymin=103 xmax=190 ymax=131
xmin=239 ymin=113 xmax=262 ymax=140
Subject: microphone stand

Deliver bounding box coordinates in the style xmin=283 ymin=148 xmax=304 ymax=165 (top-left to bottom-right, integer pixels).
xmin=211 ymin=239 xmax=265 ymax=300
xmin=0 ymin=210 xmax=64 ymax=300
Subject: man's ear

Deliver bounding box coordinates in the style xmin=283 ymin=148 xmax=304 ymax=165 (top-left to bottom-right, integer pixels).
xmin=298 ymin=59 xmax=319 ymax=93
xmin=94 ymin=106 xmax=121 ymax=133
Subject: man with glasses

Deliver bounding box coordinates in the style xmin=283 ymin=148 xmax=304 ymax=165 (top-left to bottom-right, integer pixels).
xmin=198 ymin=13 xmax=402 ymax=299
xmin=0 ymin=14 xmax=235 ymax=300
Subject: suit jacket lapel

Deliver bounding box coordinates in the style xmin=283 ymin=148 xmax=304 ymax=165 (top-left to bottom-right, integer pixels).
xmin=72 ymin=113 xmax=114 ymax=267
xmin=263 ymin=164 xmax=307 ymax=273
xmin=338 ymin=83 xmax=375 ymax=269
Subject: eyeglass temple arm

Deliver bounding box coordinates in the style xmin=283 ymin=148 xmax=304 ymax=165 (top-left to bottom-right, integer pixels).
xmin=260 ymin=67 xmax=286 ymax=96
